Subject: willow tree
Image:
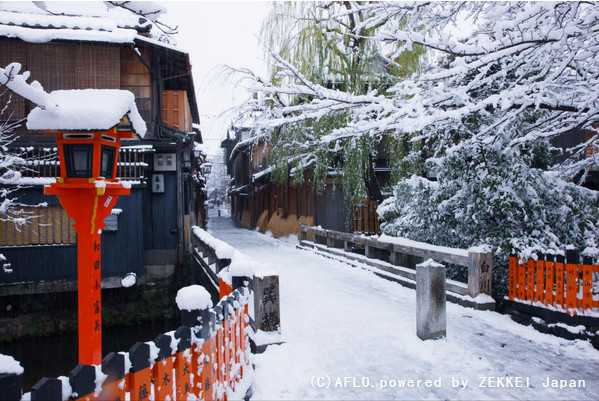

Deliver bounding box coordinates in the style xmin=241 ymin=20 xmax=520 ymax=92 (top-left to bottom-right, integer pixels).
xmin=250 ymin=1 xmax=425 ymax=202
xmin=236 ymin=2 xmax=599 ymax=296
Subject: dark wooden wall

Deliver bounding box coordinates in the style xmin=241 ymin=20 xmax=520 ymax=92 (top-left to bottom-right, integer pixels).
xmin=143 ymin=171 xmax=178 ymax=251
xmin=102 ymin=190 xmax=144 ymax=278
xmin=0 ymin=187 xmax=145 ymax=285
xmin=315 ymin=182 xmax=346 ymax=231
xmin=0 ymin=38 xmax=120 ymax=122
xmin=120 ymin=46 xmax=151 ymax=124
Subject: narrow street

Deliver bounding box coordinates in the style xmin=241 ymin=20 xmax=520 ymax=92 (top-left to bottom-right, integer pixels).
xmin=208 ymin=216 xmax=599 ymax=400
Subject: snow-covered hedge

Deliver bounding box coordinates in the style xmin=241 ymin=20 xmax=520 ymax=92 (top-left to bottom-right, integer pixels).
xmin=379 ymin=144 xmax=599 ymax=298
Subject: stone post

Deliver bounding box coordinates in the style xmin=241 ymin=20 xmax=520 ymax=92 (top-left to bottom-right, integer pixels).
xmin=365 ymin=243 xmax=374 ymax=258
xmin=253 ymin=273 xmax=281 ymax=333
xmin=389 ymin=250 xmax=400 ymax=266
xmin=252 ymin=272 xmax=283 ymax=353
xmin=416 ymin=259 xmax=446 ymax=340
xmin=298 ymin=225 xmax=307 ymax=242
xmin=344 ymin=240 xmax=351 ymax=252
xmin=468 ymin=247 xmax=493 ymax=297
xmin=326 ymin=235 xmax=336 ymax=248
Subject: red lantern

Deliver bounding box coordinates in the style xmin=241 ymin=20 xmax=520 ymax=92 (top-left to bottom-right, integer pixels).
xmin=44 ymin=127 xmax=136 ymax=364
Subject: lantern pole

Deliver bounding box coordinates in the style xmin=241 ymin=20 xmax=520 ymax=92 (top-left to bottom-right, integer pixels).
xmin=45 ymin=129 xmax=131 ymax=365
xmin=77 ymin=228 xmax=102 ymax=364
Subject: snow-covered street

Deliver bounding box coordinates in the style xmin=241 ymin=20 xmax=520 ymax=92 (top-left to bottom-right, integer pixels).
xmin=208 ymin=217 xmax=599 ymax=400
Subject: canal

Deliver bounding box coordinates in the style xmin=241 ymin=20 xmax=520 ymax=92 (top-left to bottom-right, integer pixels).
xmin=0 ymin=316 xmax=179 ymax=390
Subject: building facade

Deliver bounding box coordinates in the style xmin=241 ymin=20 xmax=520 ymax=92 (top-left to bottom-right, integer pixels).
xmin=0 ymin=4 xmax=207 ymax=298
xmin=222 ymin=127 xmax=383 ymax=237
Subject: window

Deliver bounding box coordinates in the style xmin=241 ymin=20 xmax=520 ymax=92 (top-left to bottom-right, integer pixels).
xmin=64 ymin=144 xmax=93 ymax=178
xmin=100 ymin=146 xmax=116 ymax=178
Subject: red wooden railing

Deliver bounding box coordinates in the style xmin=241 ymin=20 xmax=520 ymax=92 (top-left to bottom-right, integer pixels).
xmin=1 ymin=286 xmax=252 ymax=401
xmin=508 ymin=253 xmax=599 ymax=311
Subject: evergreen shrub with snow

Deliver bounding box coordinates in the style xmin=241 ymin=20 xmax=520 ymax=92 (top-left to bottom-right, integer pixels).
xmin=378 ymin=141 xmax=599 ymax=298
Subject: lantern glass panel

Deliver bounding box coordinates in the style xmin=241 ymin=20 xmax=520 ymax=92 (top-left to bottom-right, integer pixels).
xmin=64 ymin=144 xmax=93 ymax=178
xmin=100 ymin=146 xmax=116 ymax=178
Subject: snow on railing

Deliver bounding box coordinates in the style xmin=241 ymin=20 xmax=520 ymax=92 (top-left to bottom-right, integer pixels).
xmin=191 ymin=226 xmax=255 ymax=296
xmin=0 ymin=284 xmax=254 ymax=401
xmin=298 ymin=224 xmax=495 ymax=310
xmin=190 ymin=226 xmax=283 ymax=352
xmin=508 ymin=251 xmax=599 ymax=314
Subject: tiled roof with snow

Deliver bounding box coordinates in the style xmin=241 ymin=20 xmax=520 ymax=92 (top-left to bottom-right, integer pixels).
xmin=27 ymin=89 xmax=147 ymax=137
xmin=0 ymin=1 xmax=168 ymax=45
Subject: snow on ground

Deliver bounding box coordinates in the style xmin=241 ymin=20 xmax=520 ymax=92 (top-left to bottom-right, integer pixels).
xmin=207 ymin=216 xmax=599 ymax=401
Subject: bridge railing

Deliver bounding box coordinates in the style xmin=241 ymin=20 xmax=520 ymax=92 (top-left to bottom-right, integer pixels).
xmin=0 ymin=285 xmax=252 ymax=401
xmin=298 ymin=224 xmax=494 ymax=309
xmin=191 ymin=226 xmax=283 ymax=352
xmin=191 ymin=225 xmax=237 ymax=299
xmin=508 ymin=251 xmax=599 ymax=311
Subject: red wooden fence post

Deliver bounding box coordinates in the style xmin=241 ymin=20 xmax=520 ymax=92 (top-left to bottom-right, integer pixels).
xmin=581 ymin=255 xmax=594 ymax=309
xmin=100 ymin=352 xmax=126 ymax=401
xmin=565 ymin=249 xmax=579 ymax=310
xmin=222 ymin=298 xmax=234 ymax=395
xmin=517 ymin=257 xmax=526 ymax=300
xmin=69 ymin=365 xmax=96 ymax=401
xmin=555 ymin=254 xmax=565 ymax=306
xmin=174 ymin=326 xmax=193 ymax=400
xmin=152 ymin=334 xmax=174 ymax=401
xmin=508 ymin=255 xmax=517 ymax=300
xmin=127 ymin=343 xmax=151 ymax=401
xmin=526 ymin=258 xmax=535 ymax=300
xmin=544 ymin=254 xmax=555 ymax=305
xmin=213 ymin=303 xmax=226 ymax=401
xmin=199 ymin=309 xmax=217 ymax=401
xmin=535 ymin=254 xmax=545 ymax=303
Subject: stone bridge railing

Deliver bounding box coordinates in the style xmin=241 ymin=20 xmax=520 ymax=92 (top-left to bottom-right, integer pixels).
xmin=191 ymin=226 xmax=283 ymax=352
xmin=298 ymin=225 xmax=495 ymax=310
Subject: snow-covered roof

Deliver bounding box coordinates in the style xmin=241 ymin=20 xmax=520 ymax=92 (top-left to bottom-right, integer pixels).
xmin=0 ymin=1 xmax=173 ymax=46
xmin=27 ymin=89 xmax=147 ymax=136
xmin=1 ymin=62 xmax=146 ymax=136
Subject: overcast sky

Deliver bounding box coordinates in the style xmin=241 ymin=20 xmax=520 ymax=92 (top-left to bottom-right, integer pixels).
xmin=165 ymin=1 xmax=271 ymax=155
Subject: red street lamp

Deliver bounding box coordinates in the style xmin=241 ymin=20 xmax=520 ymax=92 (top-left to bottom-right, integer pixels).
xmin=1 ymin=62 xmax=147 ymax=365
xmin=24 ymin=89 xmax=148 ymax=365
xmin=44 ymin=127 xmax=136 ymax=365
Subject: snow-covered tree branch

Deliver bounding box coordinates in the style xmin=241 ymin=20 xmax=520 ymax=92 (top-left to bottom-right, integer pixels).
xmin=0 ymin=63 xmax=50 ymax=226
xmin=233 ymin=1 xmax=599 ymax=283
xmin=241 ymin=1 xmax=599 ymax=175
xmin=107 ymin=1 xmax=178 ymax=40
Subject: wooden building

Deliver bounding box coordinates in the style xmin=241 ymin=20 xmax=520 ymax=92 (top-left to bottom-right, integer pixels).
xmin=222 ymin=127 xmax=384 ymax=237
xmin=0 ymin=4 xmax=207 ymax=296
